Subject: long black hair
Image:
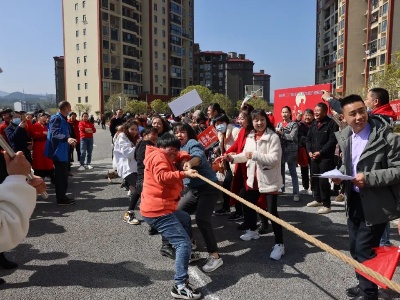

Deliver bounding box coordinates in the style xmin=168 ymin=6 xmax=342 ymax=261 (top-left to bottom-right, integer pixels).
xmin=251 ymin=109 xmax=275 ymax=132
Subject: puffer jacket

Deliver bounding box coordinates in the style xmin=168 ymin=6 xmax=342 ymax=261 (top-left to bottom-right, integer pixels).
xmin=336 ymin=116 xmax=400 ymax=225
xmin=231 ymin=128 xmax=282 ymax=193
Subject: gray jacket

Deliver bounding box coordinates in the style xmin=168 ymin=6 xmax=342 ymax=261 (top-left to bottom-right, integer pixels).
xmin=335 ymin=116 xmax=400 ymax=225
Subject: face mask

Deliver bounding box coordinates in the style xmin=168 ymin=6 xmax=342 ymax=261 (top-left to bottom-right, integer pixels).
xmin=216 ymin=123 xmax=227 ymax=133
xmin=12 ymin=118 xmax=21 ymax=125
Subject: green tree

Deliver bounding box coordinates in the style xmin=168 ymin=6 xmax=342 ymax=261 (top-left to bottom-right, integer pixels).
xmin=104 ymin=93 xmax=130 ymax=114
xmin=74 ymin=104 xmax=92 ymax=116
xmin=369 ymin=51 xmax=400 ymax=100
xmin=212 ymin=93 xmax=234 ymax=116
xmin=125 ymin=100 xmax=147 ymax=115
xmin=150 ymin=99 xmax=171 ymax=114
xmin=179 ymin=85 xmax=214 ymax=109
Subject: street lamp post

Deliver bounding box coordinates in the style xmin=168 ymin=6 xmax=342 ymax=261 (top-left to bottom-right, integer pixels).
xmin=118 ymin=96 xmax=122 ymax=109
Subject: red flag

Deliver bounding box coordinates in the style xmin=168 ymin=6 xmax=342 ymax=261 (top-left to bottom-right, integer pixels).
xmin=356 ymin=246 xmax=400 ymax=289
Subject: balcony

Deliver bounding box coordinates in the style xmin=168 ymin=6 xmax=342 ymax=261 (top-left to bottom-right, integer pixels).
xmin=370 ymin=13 xmax=378 ymax=24
xmin=368 ymin=40 xmax=378 ymax=55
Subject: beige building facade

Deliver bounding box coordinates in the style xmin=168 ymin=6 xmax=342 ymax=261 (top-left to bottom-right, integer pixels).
xmin=62 ymin=0 xmax=194 ymax=115
xmin=315 ymin=0 xmax=400 ymax=97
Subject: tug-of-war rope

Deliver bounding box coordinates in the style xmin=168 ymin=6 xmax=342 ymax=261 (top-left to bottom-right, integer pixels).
xmin=195 ymin=173 xmax=400 ymax=293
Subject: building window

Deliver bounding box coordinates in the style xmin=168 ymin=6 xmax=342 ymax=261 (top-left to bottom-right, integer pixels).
xmin=78 ymin=97 xmax=81 ymax=103
xmin=163 ymin=64 xmax=166 ymax=72
xmin=82 ymin=1 xmax=85 ymax=8
xmin=103 ymin=82 xmax=110 ymax=91
xmin=381 ymin=20 xmax=387 ymax=32
xmin=155 ymin=51 xmax=158 ymax=58
xmin=83 ymin=28 xmax=86 ymax=35
xmin=83 ymin=42 xmax=87 ymax=49
xmin=162 ymin=53 xmax=166 ymax=60
xmin=162 ymin=30 xmax=166 ymax=37
xmin=75 ymin=17 xmax=79 ymax=24
xmin=110 ymin=3 xmax=115 ymax=11
xmin=77 ymin=70 xmax=80 ymax=77
xmin=85 ymin=83 xmax=88 ymax=89
xmin=75 ymin=3 xmax=79 ymax=10
xmin=154 ymin=27 xmax=158 ymax=35
xmin=162 ymin=41 xmax=166 ymax=49
xmin=76 ymin=44 xmax=79 ymax=50
xmin=154 ymin=39 xmax=158 ymax=46
xmin=78 ymin=84 xmax=81 ymax=90
xmin=77 ymin=57 xmax=80 ymax=63
xmin=162 ymin=18 xmax=166 ymax=26
xmin=163 ymin=87 xmax=166 ymax=94
xmin=163 ymin=76 xmax=166 ymax=83
xmin=83 ymin=15 xmax=86 ymax=21
xmin=162 ymin=7 xmax=165 ymax=14
xmin=154 ymin=3 xmax=157 ymax=11
xmin=76 ymin=30 xmax=79 ymax=37
xmin=85 ymin=96 xmax=88 ymax=103
xmin=155 ymin=86 xmax=159 ymax=94
xmin=84 ymin=69 xmax=87 ymax=76
xmin=154 ymin=15 xmax=157 ymax=23
xmin=84 ymin=55 xmax=87 ymax=62
xmin=155 ymin=75 xmax=158 ymax=82
xmin=155 ymin=63 xmax=158 ymax=70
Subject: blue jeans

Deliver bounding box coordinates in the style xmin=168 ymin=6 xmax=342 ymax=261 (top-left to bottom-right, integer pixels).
xmin=80 ymin=138 xmax=94 ymax=166
xmin=281 ymin=161 xmax=299 ymax=195
xmin=380 ymin=223 xmax=391 ymax=246
xmin=143 ymin=210 xmax=192 ymax=285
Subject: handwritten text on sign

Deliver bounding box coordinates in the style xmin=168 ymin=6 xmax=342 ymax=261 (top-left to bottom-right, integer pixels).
xmin=197 ymin=126 xmax=219 ymax=149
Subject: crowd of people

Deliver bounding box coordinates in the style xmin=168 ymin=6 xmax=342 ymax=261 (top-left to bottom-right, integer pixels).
xmin=1 ymin=87 xmax=400 ymax=299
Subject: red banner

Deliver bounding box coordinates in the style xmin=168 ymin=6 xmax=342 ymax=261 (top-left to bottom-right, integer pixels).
xmin=273 ymin=84 xmax=332 ymax=123
xmin=389 ymin=99 xmax=400 ymax=120
xmin=197 ymin=126 xmax=219 ymax=149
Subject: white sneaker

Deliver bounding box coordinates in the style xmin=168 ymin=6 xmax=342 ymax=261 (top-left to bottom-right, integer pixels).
xmin=306 ymin=200 xmax=323 ymax=207
xmin=240 ymin=230 xmax=260 ymax=241
xmin=77 ymin=166 xmax=85 ymax=171
xmin=270 ymin=244 xmax=285 ymax=260
xmin=317 ymin=207 xmax=331 ymax=214
xmin=202 ymin=255 xmax=223 ymax=272
xmin=86 ymin=165 xmax=93 ymax=169
xmin=293 ymin=194 xmax=300 ymax=202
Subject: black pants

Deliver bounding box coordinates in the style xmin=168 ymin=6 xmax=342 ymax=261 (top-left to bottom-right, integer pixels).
xmin=242 ymin=189 xmax=283 ymax=244
xmin=347 ymin=191 xmax=387 ymax=299
xmin=128 ymin=178 xmax=142 ymax=211
xmin=221 ymin=166 xmax=233 ymax=210
xmin=69 ymin=143 xmax=81 ymax=163
xmin=310 ymin=158 xmax=334 ymax=207
xmin=54 ymin=160 xmax=69 ymax=203
xmin=300 ymin=165 xmax=310 ymax=190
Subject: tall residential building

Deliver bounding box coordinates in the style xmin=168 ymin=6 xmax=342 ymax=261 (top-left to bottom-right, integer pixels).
xmin=253 ymin=70 xmax=271 ymax=104
xmin=225 ymin=52 xmax=254 ymax=104
xmin=316 ymin=0 xmax=400 ymax=97
xmin=62 ymin=0 xmax=194 ymax=114
xmin=193 ymin=46 xmax=227 ymax=94
xmin=53 ymin=56 xmax=65 ymax=104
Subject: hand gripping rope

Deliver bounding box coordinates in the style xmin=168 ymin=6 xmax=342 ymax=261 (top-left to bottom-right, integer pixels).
xmin=195 ymin=173 xmax=400 ymax=293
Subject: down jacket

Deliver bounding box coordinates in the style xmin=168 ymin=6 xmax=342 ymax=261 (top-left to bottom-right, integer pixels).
xmin=231 ymin=128 xmax=282 ymax=193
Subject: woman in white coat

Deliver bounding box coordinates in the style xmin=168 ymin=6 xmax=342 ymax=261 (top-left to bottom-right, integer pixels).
xmin=113 ymin=119 xmax=140 ymax=224
xmin=225 ymin=109 xmax=285 ymax=260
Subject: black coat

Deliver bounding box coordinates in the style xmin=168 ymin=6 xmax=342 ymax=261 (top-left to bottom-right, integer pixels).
xmin=306 ymin=116 xmax=338 ymax=160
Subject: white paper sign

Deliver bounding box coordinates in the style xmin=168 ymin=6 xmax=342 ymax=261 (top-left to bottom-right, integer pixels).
xmin=168 ymin=89 xmax=202 ymax=116
xmin=314 ymin=169 xmax=355 ymax=180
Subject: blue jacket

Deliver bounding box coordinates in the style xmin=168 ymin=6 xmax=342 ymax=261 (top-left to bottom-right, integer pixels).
xmin=181 ymin=139 xmax=217 ymax=188
xmin=44 ymin=112 xmax=70 ymax=162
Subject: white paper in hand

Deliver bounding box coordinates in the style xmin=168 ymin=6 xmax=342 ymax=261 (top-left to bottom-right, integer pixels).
xmin=314 ymin=169 xmax=354 ymax=180
xmin=168 ymin=89 xmax=202 ymax=116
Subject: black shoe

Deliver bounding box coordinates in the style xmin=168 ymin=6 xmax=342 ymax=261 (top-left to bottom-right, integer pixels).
xmin=215 ymin=208 xmax=231 ymax=216
xmin=0 ymin=253 xmax=18 ymax=269
xmin=171 ymin=282 xmax=201 ymax=299
xmin=346 ymin=286 xmax=361 ymax=297
xmin=228 ymin=212 xmax=244 ymax=221
xmin=258 ymin=222 xmax=268 ymax=235
xmin=0 ymin=278 xmax=5 ymax=285
xmin=236 ymin=222 xmax=249 ymax=231
xmin=148 ymin=226 xmax=158 ymax=235
xmin=160 ymin=244 xmax=175 ymax=259
xmin=350 ymin=296 xmax=377 ymax=300
xmin=57 ymin=198 xmax=76 ymax=206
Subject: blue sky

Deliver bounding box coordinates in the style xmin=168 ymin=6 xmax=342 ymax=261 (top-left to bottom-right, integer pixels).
xmin=0 ymin=0 xmax=316 ymax=101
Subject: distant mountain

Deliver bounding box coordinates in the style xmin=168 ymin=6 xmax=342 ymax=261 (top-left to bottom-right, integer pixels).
xmin=0 ymin=91 xmax=9 ymax=97
xmin=0 ymin=92 xmax=56 ymax=102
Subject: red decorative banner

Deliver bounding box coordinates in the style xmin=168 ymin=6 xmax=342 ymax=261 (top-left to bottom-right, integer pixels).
xmin=197 ymin=126 xmax=219 ymax=149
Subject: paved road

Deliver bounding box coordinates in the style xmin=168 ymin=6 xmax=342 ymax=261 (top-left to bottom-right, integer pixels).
xmin=1 ymin=124 xmax=399 ymax=300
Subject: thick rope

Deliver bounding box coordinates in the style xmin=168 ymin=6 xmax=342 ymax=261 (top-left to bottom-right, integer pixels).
xmin=196 ymin=173 xmax=400 ymax=293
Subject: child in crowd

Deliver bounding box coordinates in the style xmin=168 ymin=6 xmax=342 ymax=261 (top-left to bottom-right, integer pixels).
xmin=113 ymin=120 xmax=140 ymax=223
xmin=140 ymin=133 xmax=201 ymax=299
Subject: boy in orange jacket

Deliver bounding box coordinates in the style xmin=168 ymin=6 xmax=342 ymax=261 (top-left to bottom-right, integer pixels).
xmin=140 ymin=133 xmax=201 ymax=299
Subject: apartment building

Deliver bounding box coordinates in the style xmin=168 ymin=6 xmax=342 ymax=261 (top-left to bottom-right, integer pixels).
xmin=253 ymin=70 xmax=271 ymax=104
xmin=53 ymin=56 xmax=65 ymax=104
xmin=62 ymin=0 xmax=194 ymax=114
xmin=193 ymin=46 xmax=228 ymax=95
xmin=315 ymin=0 xmax=400 ymax=97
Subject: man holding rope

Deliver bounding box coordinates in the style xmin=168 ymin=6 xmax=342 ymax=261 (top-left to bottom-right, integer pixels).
xmin=332 ymin=94 xmax=400 ymax=300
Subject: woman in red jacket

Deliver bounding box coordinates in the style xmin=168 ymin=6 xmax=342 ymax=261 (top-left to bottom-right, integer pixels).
xmin=31 ymin=113 xmax=54 ymax=180
xmin=78 ymin=112 xmax=96 ymax=170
